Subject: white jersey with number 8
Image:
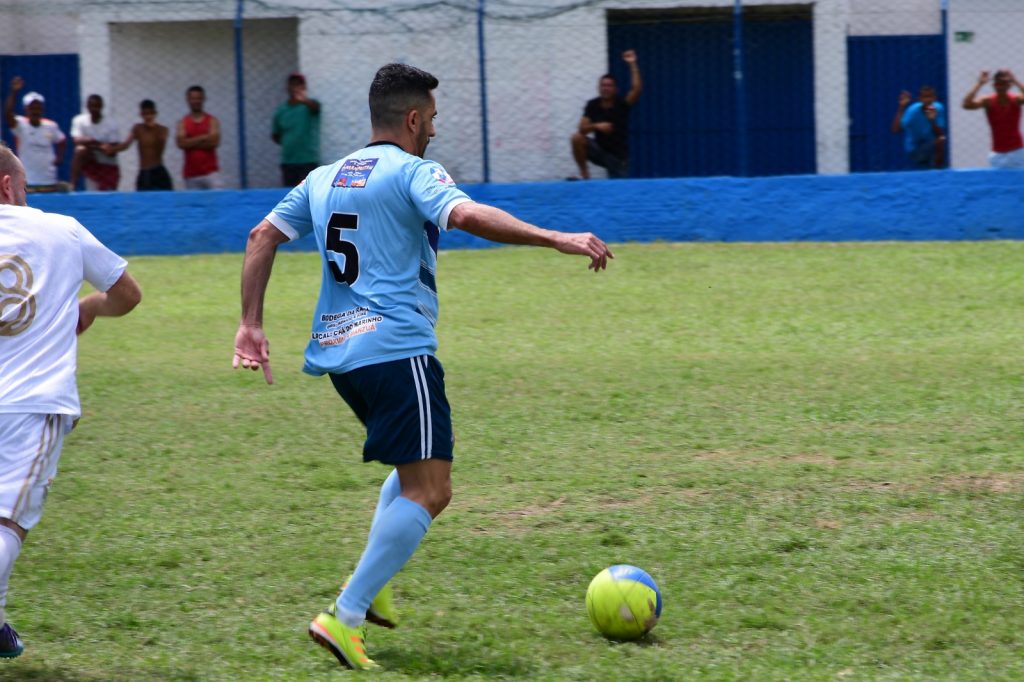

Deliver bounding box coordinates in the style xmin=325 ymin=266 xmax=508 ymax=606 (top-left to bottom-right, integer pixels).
xmin=0 ymin=204 xmax=126 ymax=417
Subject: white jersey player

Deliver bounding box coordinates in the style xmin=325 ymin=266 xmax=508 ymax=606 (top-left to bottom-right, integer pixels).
xmin=0 ymin=143 xmax=141 ymax=657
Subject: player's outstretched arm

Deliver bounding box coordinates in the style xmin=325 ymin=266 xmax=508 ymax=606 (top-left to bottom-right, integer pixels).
xmin=233 ymin=219 xmax=289 ymax=384
xmin=448 ymin=202 xmax=613 ymax=271
xmin=77 ymin=271 xmax=142 ymax=335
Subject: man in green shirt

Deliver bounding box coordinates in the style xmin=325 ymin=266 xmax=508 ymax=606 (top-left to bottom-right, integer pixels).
xmin=272 ymin=73 xmax=321 ymax=186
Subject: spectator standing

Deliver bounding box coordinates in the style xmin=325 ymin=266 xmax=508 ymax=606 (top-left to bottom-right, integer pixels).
xmin=70 ymin=95 xmax=121 ymax=191
xmin=962 ymin=69 xmax=1024 ymax=169
xmin=272 ymin=73 xmax=321 ymax=187
xmin=175 ymin=85 xmax=221 ymax=189
xmin=571 ymin=49 xmax=642 ymax=179
xmin=891 ymin=86 xmax=946 ymax=170
xmin=0 ymin=142 xmax=141 ymax=658
xmin=3 ymin=77 xmax=66 ymax=190
xmin=119 ymin=100 xmax=172 ymax=191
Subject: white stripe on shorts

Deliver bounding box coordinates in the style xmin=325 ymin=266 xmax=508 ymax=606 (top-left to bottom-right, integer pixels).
xmin=11 ymin=414 xmax=59 ymax=521
xmin=410 ymin=356 xmax=433 ymax=460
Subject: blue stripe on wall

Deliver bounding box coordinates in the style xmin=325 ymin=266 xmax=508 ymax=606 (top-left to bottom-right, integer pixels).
xmin=24 ymin=170 xmax=1024 ymax=257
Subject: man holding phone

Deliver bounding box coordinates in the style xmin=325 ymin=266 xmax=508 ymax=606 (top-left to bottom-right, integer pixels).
xmin=891 ymin=85 xmax=946 ymax=170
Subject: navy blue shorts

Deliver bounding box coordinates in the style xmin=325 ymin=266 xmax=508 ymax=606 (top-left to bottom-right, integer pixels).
xmin=329 ymin=355 xmax=454 ymax=465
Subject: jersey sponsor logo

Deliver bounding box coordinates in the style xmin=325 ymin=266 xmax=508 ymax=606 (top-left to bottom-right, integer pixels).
xmin=313 ymin=306 xmax=382 ymax=347
xmin=430 ymin=166 xmax=455 ymax=185
xmin=0 ymin=254 xmax=36 ymax=337
xmin=333 ymin=158 xmax=379 ymax=188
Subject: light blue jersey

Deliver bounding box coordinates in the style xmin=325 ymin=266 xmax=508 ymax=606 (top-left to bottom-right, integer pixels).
xmin=901 ymin=101 xmax=946 ymax=152
xmin=267 ymin=142 xmax=471 ymax=375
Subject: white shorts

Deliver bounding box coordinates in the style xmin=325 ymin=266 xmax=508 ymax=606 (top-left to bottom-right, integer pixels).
xmin=184 ymin=172 xmax=223 ymax=190
xmin=0 ymin=414 xmax=73 ymax=530
xmin=989 ymin=148 xmax=1024 ymax=169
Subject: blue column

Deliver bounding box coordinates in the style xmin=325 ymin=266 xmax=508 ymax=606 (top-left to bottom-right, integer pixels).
xmin=733 ymin=0 xmax=749 ymax=177
xmin=477 ymin=0 xmax=491 ymax=183
xmin=234 ymin=0 xmax=249 ymax=188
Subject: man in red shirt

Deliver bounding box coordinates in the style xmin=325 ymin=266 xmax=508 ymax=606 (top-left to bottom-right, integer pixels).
xmin=962 ymin=69 xmax=1024 ymax=169
xmin=175 ymin=85 xmax=222 ymax=189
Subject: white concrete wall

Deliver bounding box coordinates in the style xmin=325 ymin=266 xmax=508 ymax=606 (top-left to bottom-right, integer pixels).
xmin=849 ymin=0 xmax=943 ymax=36
xmin=947 ymin=0 xmax=1024 ymax=169
xmin=6 ymin=0 xmax=1013 ymax=182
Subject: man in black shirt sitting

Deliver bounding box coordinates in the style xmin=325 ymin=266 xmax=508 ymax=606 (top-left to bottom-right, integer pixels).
xmin=571 ymin=49 xmax=642 ymax=179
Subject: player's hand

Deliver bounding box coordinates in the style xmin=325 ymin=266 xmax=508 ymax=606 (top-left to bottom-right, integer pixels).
xmin=554 ymin=232 xmax=614 ymax=272
xmin=979 ymin=70 xmax=991 ymax=84
xmin=594 ymin=122 xmax=613 ymax=134
xmin=897 ymin=90 xmax=911 ymax=107
xmin=622 ymin=49 xmax=637 ymax=65
xmin=233 ymin=324 xmax=273 ymax=384
xmin=9 ymin=76 xmax=23 ymax=93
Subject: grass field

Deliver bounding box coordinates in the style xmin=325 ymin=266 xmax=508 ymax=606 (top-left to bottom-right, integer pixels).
xmin=4 ymin=241 xmax=1023 ymax=681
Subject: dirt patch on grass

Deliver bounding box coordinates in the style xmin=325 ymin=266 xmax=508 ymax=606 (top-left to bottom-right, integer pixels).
xmin=932 ymin=472 xmax=1024 ymax=494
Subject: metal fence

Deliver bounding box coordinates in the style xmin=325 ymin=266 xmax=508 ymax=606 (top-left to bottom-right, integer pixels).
xmin=0 ymin=0 xmax=1020 ymax=191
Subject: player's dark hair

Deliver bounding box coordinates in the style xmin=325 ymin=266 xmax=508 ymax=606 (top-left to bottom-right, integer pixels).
xmin=600 ymin=74 xmax=616 ymax=83
xmin=187 ymin=85 xmax=205 ymax=97
xmin=919 ymin=84 xmax=936 ymax=95
xmin=140 ymin=99 xmax=156 ymax=110
xmin=369 ymin=63 xmax=438 ymax=129
xmin=86 ymin=94 xmax=103 ymax=105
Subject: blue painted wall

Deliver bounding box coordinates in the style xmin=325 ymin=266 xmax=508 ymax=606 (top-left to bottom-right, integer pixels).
xmin=25 ymin=170 xmax=1024 ymax=256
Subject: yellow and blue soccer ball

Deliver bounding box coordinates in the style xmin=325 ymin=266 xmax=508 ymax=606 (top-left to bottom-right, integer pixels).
xmin=585 ymin=564 xmax=662 ymax=640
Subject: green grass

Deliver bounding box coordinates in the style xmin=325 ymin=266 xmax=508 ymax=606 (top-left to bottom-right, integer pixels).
xmin=4 ymin=241 xmax=1023 ymax=680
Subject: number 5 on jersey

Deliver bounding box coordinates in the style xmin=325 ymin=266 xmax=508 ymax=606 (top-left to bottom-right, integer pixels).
xmin=326 ymin=212 xmax=359 ymax=286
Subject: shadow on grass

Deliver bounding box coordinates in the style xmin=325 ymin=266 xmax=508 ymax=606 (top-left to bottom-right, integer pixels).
xmin=0 ymin=664 xmax=201 ymax=682
xmin=377 ymin=642 xmax=539 ymax=678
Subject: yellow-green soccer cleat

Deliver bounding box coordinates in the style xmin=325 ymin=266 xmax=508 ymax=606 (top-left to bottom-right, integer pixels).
xmin=308 ymin=611 xmax=379 ymax=671
xmin=340 ymin=576 xmax=398 ymax=629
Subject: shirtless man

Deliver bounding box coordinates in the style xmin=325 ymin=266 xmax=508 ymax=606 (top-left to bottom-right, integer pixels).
xmin=118 ymin=100 xmax=172 ymax=191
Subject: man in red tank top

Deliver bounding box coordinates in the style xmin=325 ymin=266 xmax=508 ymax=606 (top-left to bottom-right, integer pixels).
xmin=962 ymin=69 xmax=1024 ymax=169
xmin=175 ymin=85 xmax=223 ymax=189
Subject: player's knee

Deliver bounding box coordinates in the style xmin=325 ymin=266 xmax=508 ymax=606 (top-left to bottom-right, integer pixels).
xmin=422 ymin=483 xmax=452 ymax=518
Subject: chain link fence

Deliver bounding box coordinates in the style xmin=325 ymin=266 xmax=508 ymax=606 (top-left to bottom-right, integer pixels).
xmin=0 ymin=0 xmax=1021 ymax=191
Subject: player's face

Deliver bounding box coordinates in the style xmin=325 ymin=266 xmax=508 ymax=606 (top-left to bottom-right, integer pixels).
xmin=994 ymin=76 xmax=1011 ymax=93
xmin=0 ymin=164 xmax=27 ymax=207
xmin=415 ymin=95 xmax=437 ymax=158
xmin=141 ymin=107 xmax=157 ymax=124
xmin=919 ymin=90 xmax=936 ymax=106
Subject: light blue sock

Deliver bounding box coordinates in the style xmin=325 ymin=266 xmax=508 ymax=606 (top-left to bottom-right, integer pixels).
xmin=336 ymin=496 xmax=432 ymax=627
xmin=368 ymin=468 xmax=401 ymax=539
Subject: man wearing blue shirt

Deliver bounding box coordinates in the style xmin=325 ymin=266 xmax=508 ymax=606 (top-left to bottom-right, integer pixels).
xmin=233 ymin=63 xmax=612 ymax=671
xmin=891 ymin=86 xmax=947 ymax=170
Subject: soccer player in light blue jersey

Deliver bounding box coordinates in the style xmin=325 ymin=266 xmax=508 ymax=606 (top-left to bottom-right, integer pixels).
xmin=233 ymin=63 xmax=612 ymax=671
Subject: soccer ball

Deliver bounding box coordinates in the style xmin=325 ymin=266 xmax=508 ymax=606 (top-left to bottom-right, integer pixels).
xmin=585 ymin=564 xmax=662 ymax=640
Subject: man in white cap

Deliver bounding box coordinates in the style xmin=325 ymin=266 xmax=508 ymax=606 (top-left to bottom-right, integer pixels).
xmin=3 ymin=77 xmax=66 ymax=190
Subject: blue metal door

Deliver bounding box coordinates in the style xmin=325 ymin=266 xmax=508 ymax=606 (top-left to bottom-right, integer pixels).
xmin=607 ymin=9 xmax=815 ymax=178
xmin=847 ymin=35 xmax=947 ymax=172
xmin=0 ymin=54 xmax=80 ymax=182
